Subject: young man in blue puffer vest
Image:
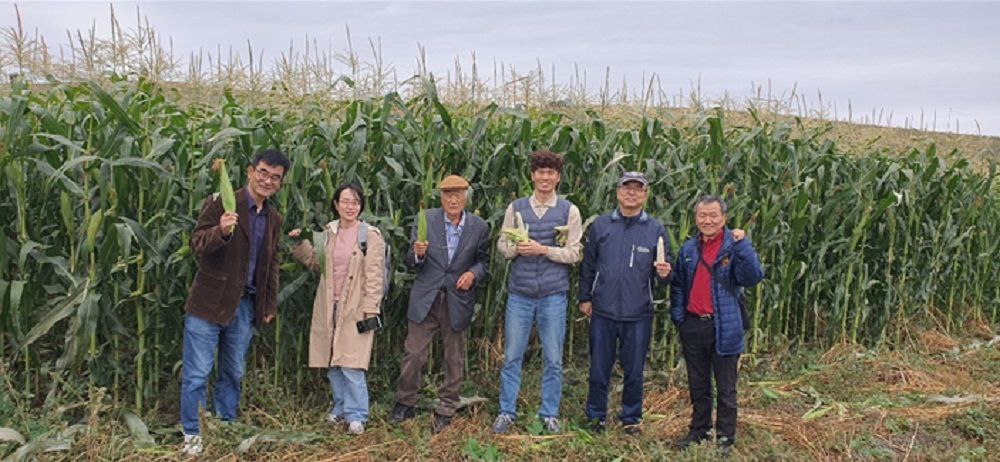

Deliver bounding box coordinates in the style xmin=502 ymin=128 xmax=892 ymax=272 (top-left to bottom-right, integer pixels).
xmin=577 ymin=171 xmax=673 ymax=435
xmin=671 ymin=195 xmax=764 ymax=456
xmin=492 ymin=151 xmax=584 ymax=434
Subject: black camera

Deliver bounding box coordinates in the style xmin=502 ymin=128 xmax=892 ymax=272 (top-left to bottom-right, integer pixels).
xmin=356 ymin=315 xmax=384 ymax=334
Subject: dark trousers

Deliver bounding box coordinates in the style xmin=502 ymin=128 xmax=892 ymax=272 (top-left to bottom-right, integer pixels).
xmin=586 ymin=314 xmax=652 ymax=425
xmin=679 ymin=314 xmax=740 ymax=442
xmin=394 ymin=292 xmax=467 ymax=417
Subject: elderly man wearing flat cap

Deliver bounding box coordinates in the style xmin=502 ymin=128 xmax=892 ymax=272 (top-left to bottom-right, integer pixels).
xmin=577 ymin=171 xmax=673 ymax=435
xmin=388 ymin=174 xmax=491 ymax=434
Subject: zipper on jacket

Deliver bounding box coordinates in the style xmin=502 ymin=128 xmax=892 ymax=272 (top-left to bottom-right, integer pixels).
xmin=591 ymin=271 xmax=601 ymax=294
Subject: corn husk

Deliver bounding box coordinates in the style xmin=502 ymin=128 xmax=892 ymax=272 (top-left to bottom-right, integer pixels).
xmin=554 ymin=225 xmax=569 ymax=246
xmin=312 ymin=231 xmax=326 ymax=275
xmin=656 ymin=236 xmax=666 ymax=263
xmin=416 ymin=208 xmax=428 ymax=242
xmin=86 ymin=208 xmax=104 ymax=253
xmin=214 ymin=158 xmax=236 ymax=234
xmin=502 ymin=228 xmax=530 ymax=243
xmin=504 ymin=211 xmax=530 ymax=243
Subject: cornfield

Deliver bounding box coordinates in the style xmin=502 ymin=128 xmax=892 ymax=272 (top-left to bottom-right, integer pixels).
xmin=1 ymin=74 xmax=997 ymax=416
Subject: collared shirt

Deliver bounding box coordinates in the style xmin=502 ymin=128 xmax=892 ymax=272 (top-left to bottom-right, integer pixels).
xmin=245 ymin=189 xmax=268 ymax=290
xmin=444 ymin=210 xmax=466 ymax=263
xmin=688 ymin=232 xmax=723 ymax=316
xmin=497 ymin=193 xmax=583 ymax=264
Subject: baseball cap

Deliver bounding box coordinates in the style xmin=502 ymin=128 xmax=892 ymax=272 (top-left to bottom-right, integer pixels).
xmin=618 ymin=171 xmax=649 ymax=188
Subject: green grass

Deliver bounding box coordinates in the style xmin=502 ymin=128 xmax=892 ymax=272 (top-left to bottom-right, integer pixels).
xmin=2 ymin=327 xmax=997 ymax=460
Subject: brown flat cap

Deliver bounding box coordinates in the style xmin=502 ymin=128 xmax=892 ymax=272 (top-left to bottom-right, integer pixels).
xmin=438 ymin=174 xmax=470 ymax=190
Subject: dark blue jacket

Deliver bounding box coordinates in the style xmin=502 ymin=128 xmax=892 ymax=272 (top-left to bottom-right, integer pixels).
xmin=670 ymin=228 xmax=765 ymax=355
xmin=578 ymin=209 xmax=672 ymax=321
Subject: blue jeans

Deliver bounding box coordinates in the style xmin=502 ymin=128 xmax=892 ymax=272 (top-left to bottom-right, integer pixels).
xmin=327 ymin=367 xmax=369 ymax=423
xmin=586 ymin=314 xmax=652 ymax=425
xmin=498 ymin=292 xmax=567 ymax=419
xmin=180 ymin=297 xmax=256 ymax=435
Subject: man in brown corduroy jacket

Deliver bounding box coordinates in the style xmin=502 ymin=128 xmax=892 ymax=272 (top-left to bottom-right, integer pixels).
xmin=179 ymin=149 xmax=290 ymax=456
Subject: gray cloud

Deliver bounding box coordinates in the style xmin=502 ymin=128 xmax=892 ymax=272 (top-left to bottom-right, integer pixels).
xmin=5 ymin=1 xmax=998 ymax=135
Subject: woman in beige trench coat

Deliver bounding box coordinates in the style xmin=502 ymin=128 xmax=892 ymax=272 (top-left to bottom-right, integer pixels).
xmin=288 ymin=183 xmax=385 ymax=435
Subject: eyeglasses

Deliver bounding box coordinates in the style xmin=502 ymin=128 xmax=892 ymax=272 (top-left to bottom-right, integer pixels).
xmin=253 ymin=168 xmax=283 ymax=184
xmin=338 ymin=199 xmax=361 ymax=208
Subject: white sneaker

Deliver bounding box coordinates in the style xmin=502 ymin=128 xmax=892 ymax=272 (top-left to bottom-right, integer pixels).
xmin=181 ymin=433 xmax=203 ymax=456
xmin=348 ymin=421 xmax=365 ymax=435
xmin=327 ymin=413 xmax=346 ymax=425
xmin=542 ymin=416 xmax=561 ymax=433
xmin=492 ymin=414 xmax=515 ymax=434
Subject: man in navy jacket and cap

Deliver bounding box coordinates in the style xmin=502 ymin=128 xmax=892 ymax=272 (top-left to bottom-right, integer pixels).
xmin=577 ymin=171 xmax=672 ymax=435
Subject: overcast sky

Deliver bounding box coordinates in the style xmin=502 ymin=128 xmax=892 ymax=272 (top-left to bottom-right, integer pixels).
xmin=6 ymin=1 xmax=999 ymax=135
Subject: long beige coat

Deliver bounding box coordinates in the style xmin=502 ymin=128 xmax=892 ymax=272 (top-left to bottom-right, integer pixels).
xmin=291 ymin=220 xmax=385 ymax=370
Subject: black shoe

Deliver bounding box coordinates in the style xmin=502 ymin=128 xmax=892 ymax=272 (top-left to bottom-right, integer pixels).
xmin=432 ymin=413 xmax=452 ymax=434
xmin=717 ymin=437 xmax=735 ymax=457
xmin=674 ymin=433 xmax=709 ymax=450
xmin=623 ymin=423 xmax=642 ymax=436
xmin=588 ymin=419 xmax=606 ymax=434
xmin=388 ymin=403 xmax=416 ymax=424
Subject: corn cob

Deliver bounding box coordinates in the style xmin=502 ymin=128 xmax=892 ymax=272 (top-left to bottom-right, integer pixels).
xmin=312 ymin=230 xmax=326 ymax=275
xmin=417 ymin=208 xmax=428 ymax=242
xmin=554 ymin=225 xmax=569 ymax=246
xmin=656 ymin=236 xmax=666 ymax=264
xmin=86 ymin=208 xmax=104 ymax=252
xmin=503 ymin=211 xmax=530 ymax=243
xmin=213 ymin=158 xmax=236 ymax=234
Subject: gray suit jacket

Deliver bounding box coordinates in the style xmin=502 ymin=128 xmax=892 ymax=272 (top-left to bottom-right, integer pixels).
xmin=405 ymin=208 xmax=491 ymax=331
